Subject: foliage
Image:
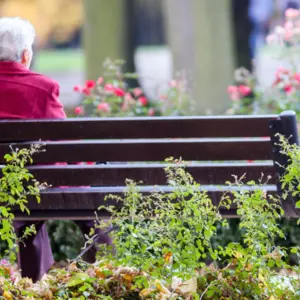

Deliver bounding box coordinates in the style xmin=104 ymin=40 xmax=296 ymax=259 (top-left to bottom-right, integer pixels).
xmin=0 ymin=153 xmax=299 ymax=298
xmin=0 ymin=159 xmax=299 ymax=298
xmin=0 ymin=145 xmax=46 ymax=264
xmin=72 ymin=59 xmax=193 ymax=118
xmin=227 ymin=8 xmax=300 ymax=117
xmin=278 ymin=134 xmax=300 ymax=214
xmin=47 ymin=220 xmax=84 ymax=261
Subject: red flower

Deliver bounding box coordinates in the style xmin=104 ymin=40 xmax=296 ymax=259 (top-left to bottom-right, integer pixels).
xmin=73 ymin=85 xmax=82 ymax=92
xmin=114 ymin=87 xmax=125 ymax=97
xmin=138 ymin=96 xmax=148 ymax=106
xmin=247 ymin=160 xmax=254 ymax=163
xmin=294 ymin=73 xmax=300 ymax=83
xmin=238 ymin=85 xmax=251 ymax=97
xmin=104 ymin=84 xmax=115 ymax=93
xmin=133 ymin=88 xmax=143 ymax=97
xmin=83 ymin=88 xmax=91 ymax=96
xmin=74 ymin=106 xmax=84 ymax=115
xmin=86 ymin=162 xmax=95 ymax=165
xmin=97 ymin=102 xmax=111 ymax=113
xmin=85 ymin=80 xmax=95 ymax=89
xmin=284 ymin=84 xmax=294 ymax=94
xmin=148 ymin=108 xmax=155 ymax=116
xmin=97 ymin=77 xmax=104 ymax=85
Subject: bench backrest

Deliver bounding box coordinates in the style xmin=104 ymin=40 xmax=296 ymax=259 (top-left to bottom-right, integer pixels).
xmin=0 ymin=111 xmax=298 ymax=220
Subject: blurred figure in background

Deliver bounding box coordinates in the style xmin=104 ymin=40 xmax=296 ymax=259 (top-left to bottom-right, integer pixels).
xmin=248 ymin=0 xmax=274 ymax=59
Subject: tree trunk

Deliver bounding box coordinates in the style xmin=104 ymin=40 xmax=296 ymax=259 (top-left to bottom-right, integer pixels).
xmin=83 ymin=0 xmax=136 ymax=81
xmin=163 ymin=0 xmax=235 ymax=114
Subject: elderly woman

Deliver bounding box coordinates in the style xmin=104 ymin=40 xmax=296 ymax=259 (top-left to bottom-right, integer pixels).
xmin=0 ymin=17 xmax=111 ymax=282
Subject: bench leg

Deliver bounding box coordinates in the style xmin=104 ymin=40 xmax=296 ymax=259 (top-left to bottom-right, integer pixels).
xmin=14 ymin=220 xmax=112 ymax=282
xmin=14 ymin=221 xmax=54 ymax=283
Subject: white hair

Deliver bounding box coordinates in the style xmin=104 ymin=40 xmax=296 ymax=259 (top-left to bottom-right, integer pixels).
xmin=0 ymin=17 xmax=35 ymax=62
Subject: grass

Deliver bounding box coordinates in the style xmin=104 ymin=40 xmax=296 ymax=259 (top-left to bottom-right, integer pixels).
xmin=34 ymin=49 xmax=84 ymax=73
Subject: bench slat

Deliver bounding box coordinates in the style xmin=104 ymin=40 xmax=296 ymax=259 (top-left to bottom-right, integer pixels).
xmin=0 ymin=139 xmax=273 ymax=163
xmin=27 ymin=163 xmax=277 ymax=186
xmin=0 ymin=116 xmax=275 ymax=141
xmin=13 ymin=185 xmax=277 ymax=220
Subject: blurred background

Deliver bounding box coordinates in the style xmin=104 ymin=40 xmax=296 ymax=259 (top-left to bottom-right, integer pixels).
xmin=0 ymin=0 xmax=295 ymax=114
xmin=2 ymin=0 xmax=300 ymax=261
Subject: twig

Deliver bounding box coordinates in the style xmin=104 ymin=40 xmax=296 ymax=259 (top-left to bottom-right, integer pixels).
xmin=76 ymin=226 xmax=116 ymax=261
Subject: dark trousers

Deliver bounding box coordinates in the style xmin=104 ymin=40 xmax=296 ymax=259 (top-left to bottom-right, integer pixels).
xmin=14 ymin=220 xmax=112 ymax=282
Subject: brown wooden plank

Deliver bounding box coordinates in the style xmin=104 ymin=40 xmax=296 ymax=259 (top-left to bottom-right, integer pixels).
xmin=0 ymin=139 xmax=273 ymax=163
xmin=12 ymin=185 xmax=277 ymax=220
xmin=13 ymin=209 xmax=240 ymax=220
xmin=26 ymin=163 xmax=277 ymax=186
xmin=0 ymin=115 xmax=276 ymax=141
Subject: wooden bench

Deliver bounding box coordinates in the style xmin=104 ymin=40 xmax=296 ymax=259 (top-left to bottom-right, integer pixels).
xmin=0 ymin=110 xmax=298 ymax=220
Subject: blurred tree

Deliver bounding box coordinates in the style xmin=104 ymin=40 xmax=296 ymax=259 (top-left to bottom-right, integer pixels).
xmin=232 ymin=0 xmax=252 ymax=70
xmin=134 ymin=0 xmax=166 ymax=46
xmin=83 ymin=0 xmax=136 ymax=84
xmin=0 ymin=0 xmax=82 ymax=47
xmin=163 ymin=0 xmax=235 ymax=114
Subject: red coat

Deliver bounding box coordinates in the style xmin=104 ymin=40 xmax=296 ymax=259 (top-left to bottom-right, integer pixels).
xmin=0 ymin=61 xmax=66 ymax=119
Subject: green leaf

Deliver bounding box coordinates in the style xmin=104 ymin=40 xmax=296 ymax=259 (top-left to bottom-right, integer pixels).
xmin=65 ymin=273 xmax=90 ymax=287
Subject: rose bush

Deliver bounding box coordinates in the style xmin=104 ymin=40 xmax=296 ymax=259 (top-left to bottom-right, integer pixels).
xmin=227 ymin=8 xmax=300 ymax=117
xmin=72 ymin=59 xmax=193 ymax=118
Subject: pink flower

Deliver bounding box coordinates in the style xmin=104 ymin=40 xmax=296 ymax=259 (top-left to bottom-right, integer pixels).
xmin=138 ymin=96 xmax=148 ymax=106
xmin=266 ymin=34 xmax=276 ymax=44
xmin=238 ymin=85 xmax=251 ymax=97
xmin=227 ymin=86 xmax=240 ymax=101
xmin=133 ymin=88 xmax=143 ymax=97
xmin=284 ymin=84 xmax=294 ymax=94
xmin=227 ymin=86 xmax=238 ymax=94
xmin=114 ymin=87 xmax=125 ymax=97
xmin=0 ymin=259 xmax=8 ymax=265
xmin=74 ymin=106 xmax=84 ymax=115
xmin=85 ymin=80 xmax=95 ymax=89
xmin=124 ymin=92 xmax=133 ymax=101
xmin=294 ymin=73 xmax=300 ymax=83
xmin=275 ymin=67 xmax=290 ymax=84
xmin=247 ymin=160 xmax=254 ymax=163
xmin=148 ymin=108 xmax=155 ymax=116
xmin=73 ymin=85 xmax=82 ymax=92
xmin=284 ymin=30 xmax=293 ymax=41
xmin=83 ymin=88 xmax=91 ymax=96
xmin=159 ymin=94 xmax=168 ymax=100
xmin=97 ymin=102 xmax=111 ymax=113
xmin=169 ymin=80 xmax=178 ymax=88
xmin=285 ymin=8 xmax=300 ymax=19
xmin=276 ymin=67 xmax=290 ymax=75
xmin=86 ymin=162 xmax=95 ymax=165
xmin=284 ymin=21 xmax=293 ymax=30
xmin=104 ymin=83 xmax=115 ymax=93
xmin=97 ymin=77 xmax=104 ymax=85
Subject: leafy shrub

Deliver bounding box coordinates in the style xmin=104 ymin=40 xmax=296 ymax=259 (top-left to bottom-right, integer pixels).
xmin=0 ymin=145 xmax=46 ymax=264
xmin=0 ymin=157 xmax=300 ymax=298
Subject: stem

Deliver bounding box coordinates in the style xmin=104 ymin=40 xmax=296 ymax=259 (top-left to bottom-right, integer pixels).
xmin=200 ymin=283 xmax=215 ymax=300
